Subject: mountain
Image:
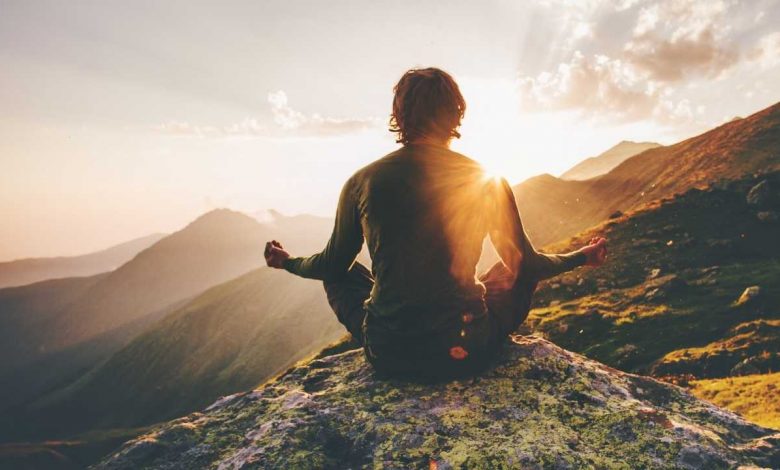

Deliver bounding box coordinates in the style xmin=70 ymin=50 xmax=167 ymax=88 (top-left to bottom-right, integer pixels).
xmin=0 ymin=233 xmax=166 ymax=289
xmin=525 ymin=171 xmax=780 ymax=428
xmin=11 ymin=267 xmax=343 ymax=442
xmin=0 ymin=274 xmax=108 ymax=377
xmin=515 ymin=101 xmax=780 ymax=247
xmin=560 ymin=141 xmax=662 ymax=181
xmin=0 ymin=209 xmax=334 ymax=414
xmin=4 ymin=209 xmax=333 ymax=369
xmin=97 ymin=336 xmax=780 ymax=469
xmin=0 ymin=210 xmax=263 ymax=377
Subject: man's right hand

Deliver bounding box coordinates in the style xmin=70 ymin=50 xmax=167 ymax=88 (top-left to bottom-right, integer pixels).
xmin=264 ymin=240 xmax=290 ymax=269
xmin=580 ymin=237 xmax=607 ymax=267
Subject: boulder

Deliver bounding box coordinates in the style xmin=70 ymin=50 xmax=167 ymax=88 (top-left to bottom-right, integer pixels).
xmin=757 ymin=211 xmax=778 ymax=223
xmin=735 ymin=286 xmax=761 ymax=307
xmin=648 ymin=268 xmax=662 ymax=279
xmin=644 ymin=274 xmax=687 ymax=300
xmin=746 ymin=180 xmax=770 ymax=206
xmin=97 ymin=336 xmax=779 ymax=469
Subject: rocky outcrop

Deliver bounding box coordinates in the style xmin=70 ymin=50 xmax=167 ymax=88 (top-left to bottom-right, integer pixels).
xmin=97 ymin=336 xmax=778 ymax=469
xmin=747 ymin=180 xmax=771 ymax=206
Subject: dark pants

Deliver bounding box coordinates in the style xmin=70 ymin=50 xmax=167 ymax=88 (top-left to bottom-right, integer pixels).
xmin=323 ymin=261 xmax=537 ymax=378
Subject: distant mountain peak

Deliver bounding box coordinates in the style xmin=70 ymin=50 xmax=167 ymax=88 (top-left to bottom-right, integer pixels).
xmin=561 ymin=141 xmax=662 ymax=181
xmin=186 ymin=208 xmax=259 ymax=229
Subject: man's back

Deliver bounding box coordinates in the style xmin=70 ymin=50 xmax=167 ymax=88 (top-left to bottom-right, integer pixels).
xmin=356 ymin=143 xmax=493 ymax=331
xmin=268 ymin=67 xmax=604 ymax=379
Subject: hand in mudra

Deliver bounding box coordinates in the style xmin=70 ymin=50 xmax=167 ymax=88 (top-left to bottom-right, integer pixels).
xmin=264 ymin=240 xmax=290 ymax=269
xmin=580 ymin=237 xmax=607 ymax=267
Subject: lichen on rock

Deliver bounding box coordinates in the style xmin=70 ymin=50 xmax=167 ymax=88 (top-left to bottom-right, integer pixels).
xmin=96 ymin=336 xmax=779 ymax=469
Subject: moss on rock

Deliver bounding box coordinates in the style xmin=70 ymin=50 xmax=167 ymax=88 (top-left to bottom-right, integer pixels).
xmin=96 ymin=336 xmax=779 ymax=469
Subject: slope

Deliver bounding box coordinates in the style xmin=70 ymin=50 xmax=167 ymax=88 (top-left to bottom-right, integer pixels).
xmin=0 ymin=233 xmax=165 ymax=289
xmin=0 ymin=209 xmax=334 ymax=422
xmin=560 ymin=140 xmax=661 ymax=181
xmin=525 ymin=171 xmax=780 ymax=426
xmin=13 ymin=267 xmax=343 ymax=441
xmin=0 ymin=274 xmax=107 ymax=377
xmin=515 ymin=100 xmax=780 ymax=246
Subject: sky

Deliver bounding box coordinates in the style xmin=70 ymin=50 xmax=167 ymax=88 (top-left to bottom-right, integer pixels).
xmin=1 ymin=0 xmax=780 ymax=260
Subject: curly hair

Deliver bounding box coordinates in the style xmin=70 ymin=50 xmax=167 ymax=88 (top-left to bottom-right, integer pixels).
xmin=389 ymin=67 xmax=466 ymax=145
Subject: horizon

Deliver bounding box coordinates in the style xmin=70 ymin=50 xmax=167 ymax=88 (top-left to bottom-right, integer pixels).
xmin=2 ymin=0 xmax=780 ymax=260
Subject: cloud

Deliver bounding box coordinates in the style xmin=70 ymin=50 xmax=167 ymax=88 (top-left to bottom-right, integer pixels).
xmin=266 ymin=91 xmax=379 ymax=136
xmin=155 ymin=91 xmax=380 ymax=138
xmin=624 ymin=1 xmax=739 ymax=82
xmin=518 ymin=52 xmax=659 ymax=122
xmin=748 ymin=31 xmax=780 ymax=68
xmin=518 ymin=0 xmax=776 ymax=125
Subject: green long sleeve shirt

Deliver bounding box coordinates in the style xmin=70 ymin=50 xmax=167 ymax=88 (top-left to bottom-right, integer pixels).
xmin=283 ymin=143 xmax=584 ymax=329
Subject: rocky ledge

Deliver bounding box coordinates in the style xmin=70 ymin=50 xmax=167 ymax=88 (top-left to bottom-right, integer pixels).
xmin=97 ymin=336 xmax=779 ymax=469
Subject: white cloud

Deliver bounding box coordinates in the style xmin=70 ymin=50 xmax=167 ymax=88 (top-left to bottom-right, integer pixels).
xmin=155 ymin=91 xmax=380 ymax=138
xmin=518 ymin=0 xmax=778 ymax=126
xmin=519 ymin=52 xmax=658 ymax=122
xmin=624 ymin=0 xmax=738 ymax=82
xmin=748 ymin=31 xmax=780 ymax=68
xmin=266 ymin=90 xmax=380 ymax=136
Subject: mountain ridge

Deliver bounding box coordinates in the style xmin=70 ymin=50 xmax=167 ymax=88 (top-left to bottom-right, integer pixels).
xmin=514 ymin=100 xmax=780 ymax=247
xmin=560 ymin=140 xmax=662 ymax=181
xmin=0 ymin=233 xmax=166 ymax=289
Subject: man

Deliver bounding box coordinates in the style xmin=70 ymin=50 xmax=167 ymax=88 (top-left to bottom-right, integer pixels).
xmin=265 ymin=67 xmax=607 ymax=380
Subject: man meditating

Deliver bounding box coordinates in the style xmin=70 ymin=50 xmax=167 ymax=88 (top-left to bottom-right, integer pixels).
xmin=265 ymin=67 xmax=607 ymax=379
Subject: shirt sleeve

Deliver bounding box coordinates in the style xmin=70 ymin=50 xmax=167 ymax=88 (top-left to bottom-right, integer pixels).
xmin=493 ymin=177 xmax=585 ymax=282
xmin=282 ymin=176 xmax=364 ymax=280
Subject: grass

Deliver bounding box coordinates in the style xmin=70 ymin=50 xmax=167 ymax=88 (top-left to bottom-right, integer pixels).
xmin=525 ymin=171 xmax=780 ymax=429
xmin=689 ymin=372 xmax=780 ymax=430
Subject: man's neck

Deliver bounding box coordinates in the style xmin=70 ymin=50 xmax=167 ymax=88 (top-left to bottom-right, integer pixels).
xmin=408 ymin=137 xmax=451 ymax=149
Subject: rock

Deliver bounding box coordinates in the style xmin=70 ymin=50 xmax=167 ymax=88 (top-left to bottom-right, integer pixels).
xmin=97 ymin=336 xmax=779 ymax=469
xmin=632 ymin=238 xmax=657 ymax=248
xmin=735 ymin=286 xmax=761 ymax=307
xmin=648 ymin=268 xmax=661 ymax=279
xmin=757 ymin=211 xmax=778 ymax=223
xmin=731 ymin=358 xmax=761 ymax=376
xmin=707 ymin=238 xmax=734 ymax=250
xmin=644 ymin=274 xmax=687 ymax=300
xmin=746 ymin=180 xmax=770 ymax=206
xmin=731 ymin=353 xmax=780 ymax=376
xmin=561 ymin=276 xmax=577 ymax=286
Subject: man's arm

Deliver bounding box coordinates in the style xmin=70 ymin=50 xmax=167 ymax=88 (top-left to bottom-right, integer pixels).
xmin=490 ymin=178 xmax=600 ymax=282
xmin=277 ymin=176 xmax=364 ymax=280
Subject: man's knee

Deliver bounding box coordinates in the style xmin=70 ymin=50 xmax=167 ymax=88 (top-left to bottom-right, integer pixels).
xmin=321 ymin=263 xmax=374 ymax=345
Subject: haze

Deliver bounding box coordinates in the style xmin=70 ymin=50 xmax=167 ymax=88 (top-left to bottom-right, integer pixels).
xmin=2 ymin=0 xmax=779 ymax=260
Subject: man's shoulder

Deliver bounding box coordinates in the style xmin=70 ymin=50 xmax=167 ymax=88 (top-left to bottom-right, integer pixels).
xmin=349 ymin=147 xmax=405 ymax=179
xmin=349 ymin=145 xmax=485 ymax=183
xmin=446 ymin=148 xmax=484 ymax=169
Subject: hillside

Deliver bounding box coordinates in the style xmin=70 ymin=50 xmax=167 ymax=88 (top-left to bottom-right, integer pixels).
xmin=560 ymin=141 xmax=661 ymax=181
xmin=9 ymin=267 xmax=343 ymax=442
xmin=0 ymin=209 xmax=339 ymax=467
xmin=0 ymin=210 xmax=334 ymax=427
xmin=515 ymin=101 xmax=780 ymax=246
xmin=0 ymin=274 xmax=107 ymax=377
xmin=97 ymin=336 xmax=779 ymax=469
xmin=0 ymin=233 xmax=165 ymax=289
xmin=526 ymin=171 xmax=780 ymax=428
xmin=2 ymin=209 xmax=332 ymax=374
